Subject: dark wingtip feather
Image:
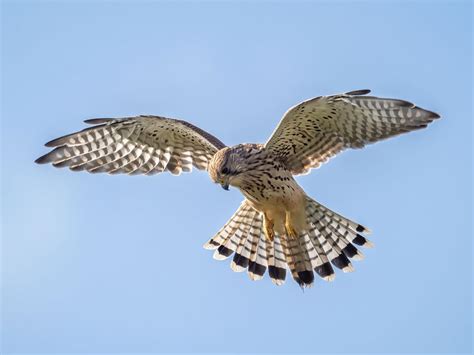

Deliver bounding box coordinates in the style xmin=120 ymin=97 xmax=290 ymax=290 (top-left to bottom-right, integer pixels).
xmin=69 ymin=164 xmax=87 ymax=172
xmin=35 ymin=154 xmax=49 ymax=164
xmin=35 ymin=147 xmax=61 ymax=164
xmin=52 ymin=160 xmax=70 ymax=168
xmin=45 ymin=139 xmax=62 ymax=147
xmin=425 ymin=109 xmax=441 ymax=119
xmin=346 ymin=89 xmax=371 ymax=96
xmin=44 ymin=134 xmax=72 ymax=147
xmin=84 ymin=118 xmax=114 ymax=125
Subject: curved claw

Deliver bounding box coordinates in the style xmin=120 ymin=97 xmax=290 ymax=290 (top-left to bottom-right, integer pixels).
xmin=285 ymin=211 xmax=298 ymax=239
xmin=263 ymin=213 xmax=274 ymax=241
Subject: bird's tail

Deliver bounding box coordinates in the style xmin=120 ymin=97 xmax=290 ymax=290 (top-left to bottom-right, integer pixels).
xmin=203 ymin=197 xmax=373 ymax=288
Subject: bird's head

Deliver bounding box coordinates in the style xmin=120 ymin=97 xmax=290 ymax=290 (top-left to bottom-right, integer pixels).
xmin=208 ymin=147 xmax=242 ymax=191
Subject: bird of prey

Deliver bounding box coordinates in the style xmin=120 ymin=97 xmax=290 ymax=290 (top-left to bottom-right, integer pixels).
xmin=36 ymin=89 xmax=440 ymax=288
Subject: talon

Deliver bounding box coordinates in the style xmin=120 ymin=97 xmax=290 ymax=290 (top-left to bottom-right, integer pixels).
xmin=265 ymin=227 xmax=274 ymax=242
xmin=285 ymin=223 xmax=298 ymax=239
xmin=285 ymin=212 xmax=298 ymax=239
xmin=264 ymin=213 xmax=274 ymax=241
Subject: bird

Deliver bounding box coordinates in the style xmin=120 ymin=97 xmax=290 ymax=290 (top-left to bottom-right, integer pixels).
xmin=35 ymin=89 xmax=440 ymax=288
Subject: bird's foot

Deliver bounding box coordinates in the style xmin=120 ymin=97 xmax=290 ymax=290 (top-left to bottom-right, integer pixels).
xmin=285 ymin=215 xmax=298 ymax=239
xmin=263 ymin=213 xmax=275 ymax=242
xmin=285 ymin=224 xmax=298 ymax=239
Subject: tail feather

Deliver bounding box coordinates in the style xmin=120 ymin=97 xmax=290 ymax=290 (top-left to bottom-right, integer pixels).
xmin=280 ymin=235 xmax=316 ymax=287
xmin=230 ymin=229 xmax=252 ymax=272
xmin=317 ymin=225 xmax=354 ymax=273
xmin=247 ymin=216 xmax=266 ymax=280
xmin=204 ymin=200 xmax=251 ymax=251
xmin=316 ymin=231 xmax=348 ymax=273
xmin=306 ymin=199 xmax=371 ymax=236
xmin=307 ymin=229 xmax=336 ymax=281
xmin=230 ymin=207 xmax=262 ymax=271
xmin=294 ymin=235 xmax=315 ymax=287
xmin=267 ymin=235 xmax=287 ymax=285
xmin=301 ymin=234 xmax=322 ymax=270
xmin=254 ymin=231 xmax=268 ymax=271
xmin=327 ymin=238 xmax=354 ymax=273
xmin=205 ymin=198 xmax=373 ymax=288
xmin=323 ymin=215 xmax=373 ymax=252
xmin=280 ymin=237 xmax=299 ymax=285
xmin=307 ymin=198 xmax=369 ymax=272
xmin=325 ymin=225 xmax=365 ymax=261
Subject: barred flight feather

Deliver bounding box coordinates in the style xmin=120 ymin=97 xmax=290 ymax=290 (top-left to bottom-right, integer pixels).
xmin=36 ymin=115 xmax=226 ymax=177
xmin=265 ymin=89 xmax=440 ymax=175
xmin=206 ymin=197 xmax=373 ymax=288
xmin=36 ymin=90 xmax=440 ymax=289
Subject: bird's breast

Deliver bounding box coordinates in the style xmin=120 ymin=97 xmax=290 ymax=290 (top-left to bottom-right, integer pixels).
xmin=236 ymin=167 xmax=305 ymax=209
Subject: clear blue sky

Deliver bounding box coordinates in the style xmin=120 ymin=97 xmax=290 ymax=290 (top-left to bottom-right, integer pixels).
xmin=1 ymin=1 xmax=472 ymax=353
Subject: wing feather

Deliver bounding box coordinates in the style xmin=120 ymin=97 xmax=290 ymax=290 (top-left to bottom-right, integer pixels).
xmin=36 ymin=115 xmax=226 ymax=176
xmin=265 ymin=90 xmax=440 ymax=174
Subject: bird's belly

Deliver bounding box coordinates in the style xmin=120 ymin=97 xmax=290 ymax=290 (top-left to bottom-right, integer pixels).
xmin=239 ymin=179 xmax=308 ymax=235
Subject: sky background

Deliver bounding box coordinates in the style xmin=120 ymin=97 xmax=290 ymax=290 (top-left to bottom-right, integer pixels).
xmin=1 ymin=1 xmax=472 ymax=354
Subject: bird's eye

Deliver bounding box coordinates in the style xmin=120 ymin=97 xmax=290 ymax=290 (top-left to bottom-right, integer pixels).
xmin=221 ymin=167 xmax=229 ymax=175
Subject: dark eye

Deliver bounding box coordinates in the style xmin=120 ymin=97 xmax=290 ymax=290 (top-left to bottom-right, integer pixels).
xmin=221 ymin=167 xmax=229 ymax=175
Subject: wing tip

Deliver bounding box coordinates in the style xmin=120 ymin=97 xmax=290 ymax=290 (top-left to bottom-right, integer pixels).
xmin=84 ymin=118 xmax=114 ymax=125
xmin=425 ymin=109 xmax=441 ymax=119
xmin=345 ymin=89 xmax=371 ymax=96
xmin=34 ymin=154 xmax=49 ymax=164
xmin=44 ymin=137 xmax=64 ymax=147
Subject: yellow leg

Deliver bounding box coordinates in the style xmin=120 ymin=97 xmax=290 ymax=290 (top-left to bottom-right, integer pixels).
xmin=263 ymin=213 xmax=275 ymax=241
xmin=285 ymin=211 xmax=298 ymax=239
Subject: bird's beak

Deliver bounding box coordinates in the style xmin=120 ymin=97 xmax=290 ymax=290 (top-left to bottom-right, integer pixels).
xmin=221 ymin=182 xmax=229 ymax=191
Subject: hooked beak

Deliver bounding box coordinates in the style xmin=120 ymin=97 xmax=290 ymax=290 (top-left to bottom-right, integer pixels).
xmin=221 ymin=182 xmax=229 ymax=191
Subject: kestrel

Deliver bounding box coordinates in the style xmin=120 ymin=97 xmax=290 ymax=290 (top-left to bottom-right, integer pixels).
xmin=36 ymin=90 xmax=440 ymax=287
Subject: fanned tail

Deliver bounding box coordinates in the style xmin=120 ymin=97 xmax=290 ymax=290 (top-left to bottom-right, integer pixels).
xmin=204 ymin=200 xmax=286 ymax=285
xmin=204 ymin=198 xmax=373 ymax=288
xmin=302 ymin=197 xmax=372 ymax=286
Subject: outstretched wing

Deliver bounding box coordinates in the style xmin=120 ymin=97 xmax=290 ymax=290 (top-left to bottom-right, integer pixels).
xmin=36 ymin=115 xmax=226 ymax=175
xmin=265 ymin=90 xmax=440 ymax=175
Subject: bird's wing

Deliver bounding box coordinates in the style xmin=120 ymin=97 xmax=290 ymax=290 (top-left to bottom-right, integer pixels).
xmin=264 ymin=89 xmax=440 ymax=175
xmin=36 ymin=115 xmax=226 ymax=175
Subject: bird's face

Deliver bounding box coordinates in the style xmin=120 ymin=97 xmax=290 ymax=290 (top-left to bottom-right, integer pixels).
xmin=209 ymin=147 xmax=241 ymax=191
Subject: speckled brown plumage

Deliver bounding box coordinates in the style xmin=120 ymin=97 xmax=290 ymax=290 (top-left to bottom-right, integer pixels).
xmin=36 ymin=90 xmax=440 ymax=288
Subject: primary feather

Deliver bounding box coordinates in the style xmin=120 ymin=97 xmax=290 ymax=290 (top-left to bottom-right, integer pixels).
xmin=36 ymin=115 xmax=225 ymax=175
xmin=265 ymin=90 xmax=440 ymax=175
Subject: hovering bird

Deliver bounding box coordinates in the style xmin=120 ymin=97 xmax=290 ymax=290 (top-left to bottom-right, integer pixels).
xmin=36 ymin=90 xmax=440 ymax=287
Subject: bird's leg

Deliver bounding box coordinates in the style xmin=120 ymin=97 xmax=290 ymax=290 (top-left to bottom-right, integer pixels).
xmin=263 ymin=212 xmax=275 ymax=241
xmin=285 ymin=211 xmax=298 ymax=239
